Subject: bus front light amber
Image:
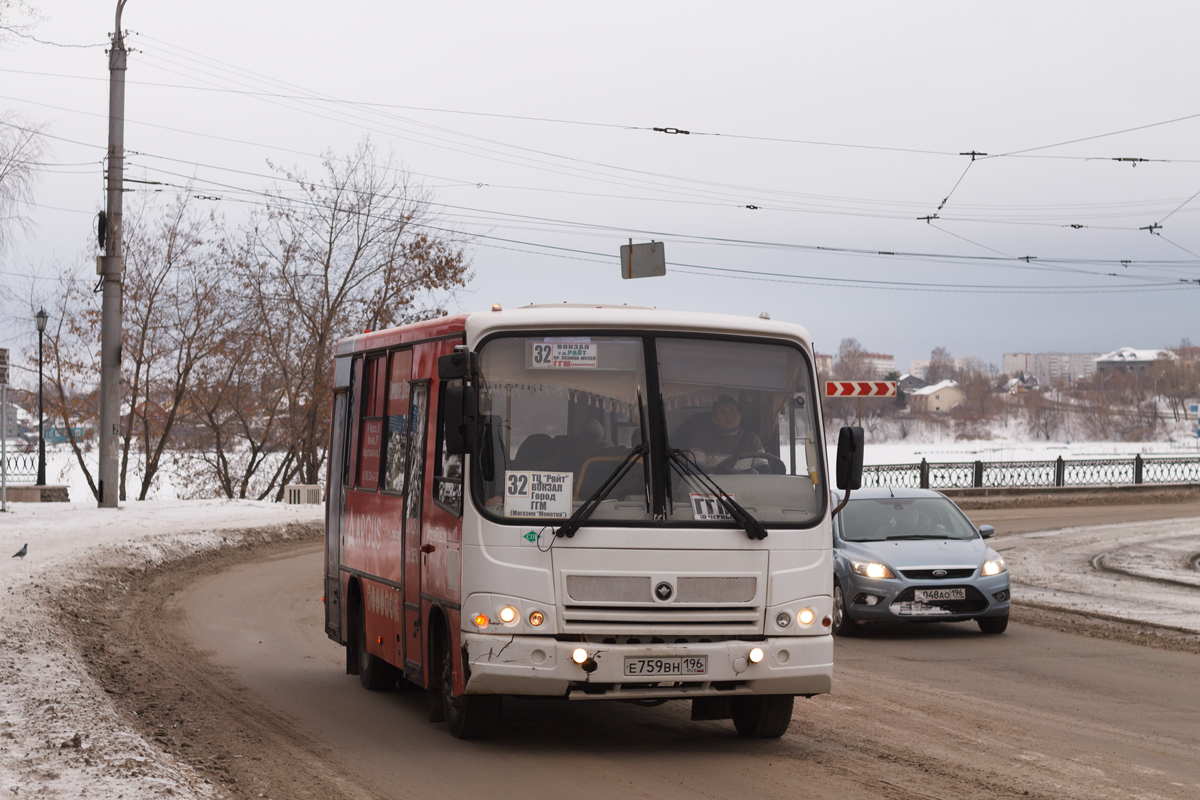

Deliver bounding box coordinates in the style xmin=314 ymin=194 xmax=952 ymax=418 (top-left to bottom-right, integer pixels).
xmin=748 ymin=647 xmax=764 ymax=664
xmin=499 ymin=606 xmax=518 ymax=624
xmin=798 ymin=608 xmax=816 ymax=626
xmin=572 ymin=648 xmax=589 ymax=665
xmin=473 ymin=613 xmax=489 ymax=629
xmin=529 ymin=610 xmax=545 ymax=626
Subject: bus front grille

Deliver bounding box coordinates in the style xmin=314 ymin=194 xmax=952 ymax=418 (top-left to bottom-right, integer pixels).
xmin=560 ymin=605 xmax=762 ymax=635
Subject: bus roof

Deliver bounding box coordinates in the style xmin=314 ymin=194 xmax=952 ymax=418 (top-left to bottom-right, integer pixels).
xmin=336 ymin=305 xmax=812 ymax=357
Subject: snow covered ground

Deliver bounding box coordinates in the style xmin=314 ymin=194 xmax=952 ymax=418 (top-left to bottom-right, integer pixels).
xmin=0 ymin=501 xmax=323 ymax=799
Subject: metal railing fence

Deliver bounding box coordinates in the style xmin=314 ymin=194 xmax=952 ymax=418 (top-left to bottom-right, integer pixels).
xmin=861 ymin=454 xmax=1200 ymax=490
xmin=1 ymin=452 xmax=37 ymax=482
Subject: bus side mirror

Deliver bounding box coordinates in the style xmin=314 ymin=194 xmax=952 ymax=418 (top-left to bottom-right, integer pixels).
xmin=835 ymin=426 xmax=864 ymax=491
xmin=443 ymin=384 xmax=478 ymax=455
xmin=438 ymin=351 xmax=478 ymax=381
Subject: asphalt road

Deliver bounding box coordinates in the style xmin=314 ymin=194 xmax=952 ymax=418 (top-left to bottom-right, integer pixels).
xmin=177 ymin=521 xmax=1200 ymax=800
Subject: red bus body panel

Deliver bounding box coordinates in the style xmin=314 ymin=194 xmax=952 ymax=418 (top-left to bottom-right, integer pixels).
xmin=329 ymin=315 xmax=468 ymax=691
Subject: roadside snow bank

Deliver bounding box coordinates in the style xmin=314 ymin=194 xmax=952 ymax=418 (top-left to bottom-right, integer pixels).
xmin=0 ymin=500 xmax=323 ymax=799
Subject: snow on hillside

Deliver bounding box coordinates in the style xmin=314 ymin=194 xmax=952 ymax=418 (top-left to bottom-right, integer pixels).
xmin=0 ymin=501 xmax=323 ymax=798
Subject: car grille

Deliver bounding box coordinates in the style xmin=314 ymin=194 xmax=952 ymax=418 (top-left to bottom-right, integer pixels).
xmin=899 ymin=568 xmax=976 ymax=580
xmin=890 ymin=585 xmax=989 ymax=616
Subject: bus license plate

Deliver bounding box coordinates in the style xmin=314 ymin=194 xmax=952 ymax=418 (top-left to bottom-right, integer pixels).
xmin=914 ymin=588 xmax=966 ymax=602
xmin=624 ymin=656 xmax=707 ymax=677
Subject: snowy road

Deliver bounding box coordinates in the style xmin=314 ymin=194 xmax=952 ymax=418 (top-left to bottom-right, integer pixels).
xmin=998 ymin=517 xmax=1200 ymax=633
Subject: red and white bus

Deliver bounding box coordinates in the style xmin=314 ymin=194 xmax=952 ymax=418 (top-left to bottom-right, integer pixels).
xmin=324 ymin=304 xmax=862 ymax=738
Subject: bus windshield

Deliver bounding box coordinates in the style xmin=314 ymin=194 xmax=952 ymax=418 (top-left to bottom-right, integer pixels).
xmin=475 ymin=336 xmax=651 ymax=522
xmin=473 ymin=334 xmax=824 ymax=527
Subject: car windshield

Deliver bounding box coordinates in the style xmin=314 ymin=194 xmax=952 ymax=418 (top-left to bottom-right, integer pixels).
xmin=472 ymin=334 xmax=825 ymax=527
xmin=838 ymin=497 xmax=979 ymax=542
xmin=475 ymin=336 xmax=651 ymax=522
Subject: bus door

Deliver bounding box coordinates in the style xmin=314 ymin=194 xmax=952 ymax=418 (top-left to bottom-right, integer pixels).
xmin=402 ymin=381 xmax=431 ymax=683
xmin=324 ymin=388 xmax=349 ymax=639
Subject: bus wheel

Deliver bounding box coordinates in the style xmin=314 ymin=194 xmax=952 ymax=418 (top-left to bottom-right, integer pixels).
xmin=440 ymin=636 xmax=500 ymax=739
xmin=730 ymin=695 xmax=794 ymax=738
xmin=357 ymin=607 xmax=396 ymax=691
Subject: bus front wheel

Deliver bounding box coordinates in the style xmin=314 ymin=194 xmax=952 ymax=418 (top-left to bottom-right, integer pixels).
xmin=731 ymin=695 xmax=794 ymax=738
xmin=440 ymin=636 xmax=501 ymax=739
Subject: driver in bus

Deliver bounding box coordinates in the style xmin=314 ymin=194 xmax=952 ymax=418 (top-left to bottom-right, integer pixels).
xmin=682 ymin=395 xmax=764 ymax=468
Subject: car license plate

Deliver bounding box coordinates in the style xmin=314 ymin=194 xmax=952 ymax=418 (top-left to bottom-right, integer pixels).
xmin=914 ymin=588 xmax=966 ymax=603
xmin=623 ymin=656 xmax=708 ymax=677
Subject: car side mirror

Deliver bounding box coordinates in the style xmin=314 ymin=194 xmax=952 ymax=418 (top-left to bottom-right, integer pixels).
xmin=835 ymin=426 xmax=864 ymax=491
xmin=442 ymin=383 xmax=478 ymax=455
xmin=978 ymin=524 xmax=995 ymax=539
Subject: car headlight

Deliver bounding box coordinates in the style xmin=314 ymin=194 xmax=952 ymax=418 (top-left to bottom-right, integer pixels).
xmin=982 ymin=555 xmax=1007 ymax=576
xmin=850 ymin=560 xmax=895 ymax=579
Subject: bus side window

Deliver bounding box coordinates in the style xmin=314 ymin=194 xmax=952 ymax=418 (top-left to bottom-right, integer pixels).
xmin=357 ymin=356 xmax=385 ymax=490
xmin=433 ymin=379 xmax=464 ymax=516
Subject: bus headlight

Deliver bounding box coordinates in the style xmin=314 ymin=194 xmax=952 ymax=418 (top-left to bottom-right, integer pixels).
xmin=572 ymin=648 xmax=589 ymax=664
xmin=775 ymin=612 xmax=791 ymax=628
xmin=472 ymin=613 xmax=489 ymax=629
xmin=498 ymin=606 xmax=518 ymax=624
xmin=748 ymin=647 xmax=764 ymax=664
xmin=798 ymin=608 xmax=816 ymax=626
xmin=529 ymin=610 xmax=545 ymax=626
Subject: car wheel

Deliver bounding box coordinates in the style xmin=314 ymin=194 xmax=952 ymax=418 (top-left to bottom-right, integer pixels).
xmin=977 ymin=614 xmax=1009 ymax=635
xmin=731 ymin=695 xmax=794 ymax=738
xmin=831 ymin=581 xmax=856 ymax=637
xmin=440 ymin=631 xmax=501 ymax=739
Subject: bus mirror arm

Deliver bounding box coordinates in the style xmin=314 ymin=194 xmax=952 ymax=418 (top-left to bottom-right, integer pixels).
xmin=443 ymin=384 xmax=478 ymax=455
xmin=832 ymin=426 xmax=865 ymax=518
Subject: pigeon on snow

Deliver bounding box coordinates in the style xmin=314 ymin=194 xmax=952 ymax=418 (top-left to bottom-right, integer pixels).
xmin=12 ymin=544 xmax=27 ymax=559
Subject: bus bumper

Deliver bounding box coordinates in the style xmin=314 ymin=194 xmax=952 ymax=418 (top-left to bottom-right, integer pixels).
xmin=461 ymin=633 xmax=833 ymax=699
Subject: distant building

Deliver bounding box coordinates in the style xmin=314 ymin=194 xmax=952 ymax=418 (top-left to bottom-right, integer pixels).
xmin=897 ymin=373 xmax=928 ymax=394
xmin=907 ymin=380 xmax=966 ymax=413
xmin=861 ymin=352 xmax=895 ymax=378
xmin=1003 ymin=353 xmax=1033 ymax=376
xmin=813 ymin=352 xmax=833 ymax=377
xmin=909 ymin=359 xmax=930 ymax=380
xmin=1095 ymin=347 xmax=1176 ymax=373
xmin=1033 ymin=353 xmax=1099 ymax=386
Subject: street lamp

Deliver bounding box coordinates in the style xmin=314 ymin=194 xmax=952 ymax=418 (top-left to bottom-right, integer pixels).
xmin=35 ymin=307 xmax=48 ymax=487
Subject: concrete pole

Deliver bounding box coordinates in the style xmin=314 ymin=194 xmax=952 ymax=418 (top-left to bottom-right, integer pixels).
xmin=36 ymin=326 xmax=45 ymax=486
xmin=99 ymin=0 xmax=128 ymax=508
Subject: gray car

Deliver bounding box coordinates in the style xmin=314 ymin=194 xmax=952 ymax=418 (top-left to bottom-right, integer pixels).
xmin=831 ymin=488 xmax=1011 ymax=635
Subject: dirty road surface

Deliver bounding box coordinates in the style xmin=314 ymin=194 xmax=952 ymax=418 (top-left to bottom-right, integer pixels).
xmin=174 ymin=540 xmax=1200 ymax=800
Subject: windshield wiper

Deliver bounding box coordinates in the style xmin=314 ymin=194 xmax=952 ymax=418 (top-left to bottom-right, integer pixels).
xmin=555 ymin=443 xmax=647 ymax=539
xmin=666 ymin=447 xmax=768 ymax=541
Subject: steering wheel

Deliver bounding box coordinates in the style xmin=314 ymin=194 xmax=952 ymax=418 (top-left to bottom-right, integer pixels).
xmin=712 ymin=452 xmax=788 ymax=475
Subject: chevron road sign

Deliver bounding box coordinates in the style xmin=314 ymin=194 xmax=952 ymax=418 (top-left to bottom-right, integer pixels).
xmin=825 ymin=381 xmax=897 ymax=398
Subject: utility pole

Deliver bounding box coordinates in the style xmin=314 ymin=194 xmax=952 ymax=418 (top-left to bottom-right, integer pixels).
xmin=99 ymin=0 xmax=128 ymax=508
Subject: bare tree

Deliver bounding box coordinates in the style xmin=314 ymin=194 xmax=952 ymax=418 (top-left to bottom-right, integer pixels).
xmin=0 ymin=110 xmax=44 ymax=253
xmin=241 ymin=137 xmax=471 ymax=488
xmin=925 ymin=346 xmax=957 ymax=383
xmin=119 ymin=194 xmax=231 ymax=500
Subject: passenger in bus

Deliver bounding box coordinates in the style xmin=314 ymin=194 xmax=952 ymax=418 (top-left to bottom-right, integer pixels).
xmin=680 ymin=395 xmax=764 ymax=468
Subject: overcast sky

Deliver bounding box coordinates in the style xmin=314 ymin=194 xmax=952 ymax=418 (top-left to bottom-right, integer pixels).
xmin=3 ymin=1 xmax=1199 ymax=378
